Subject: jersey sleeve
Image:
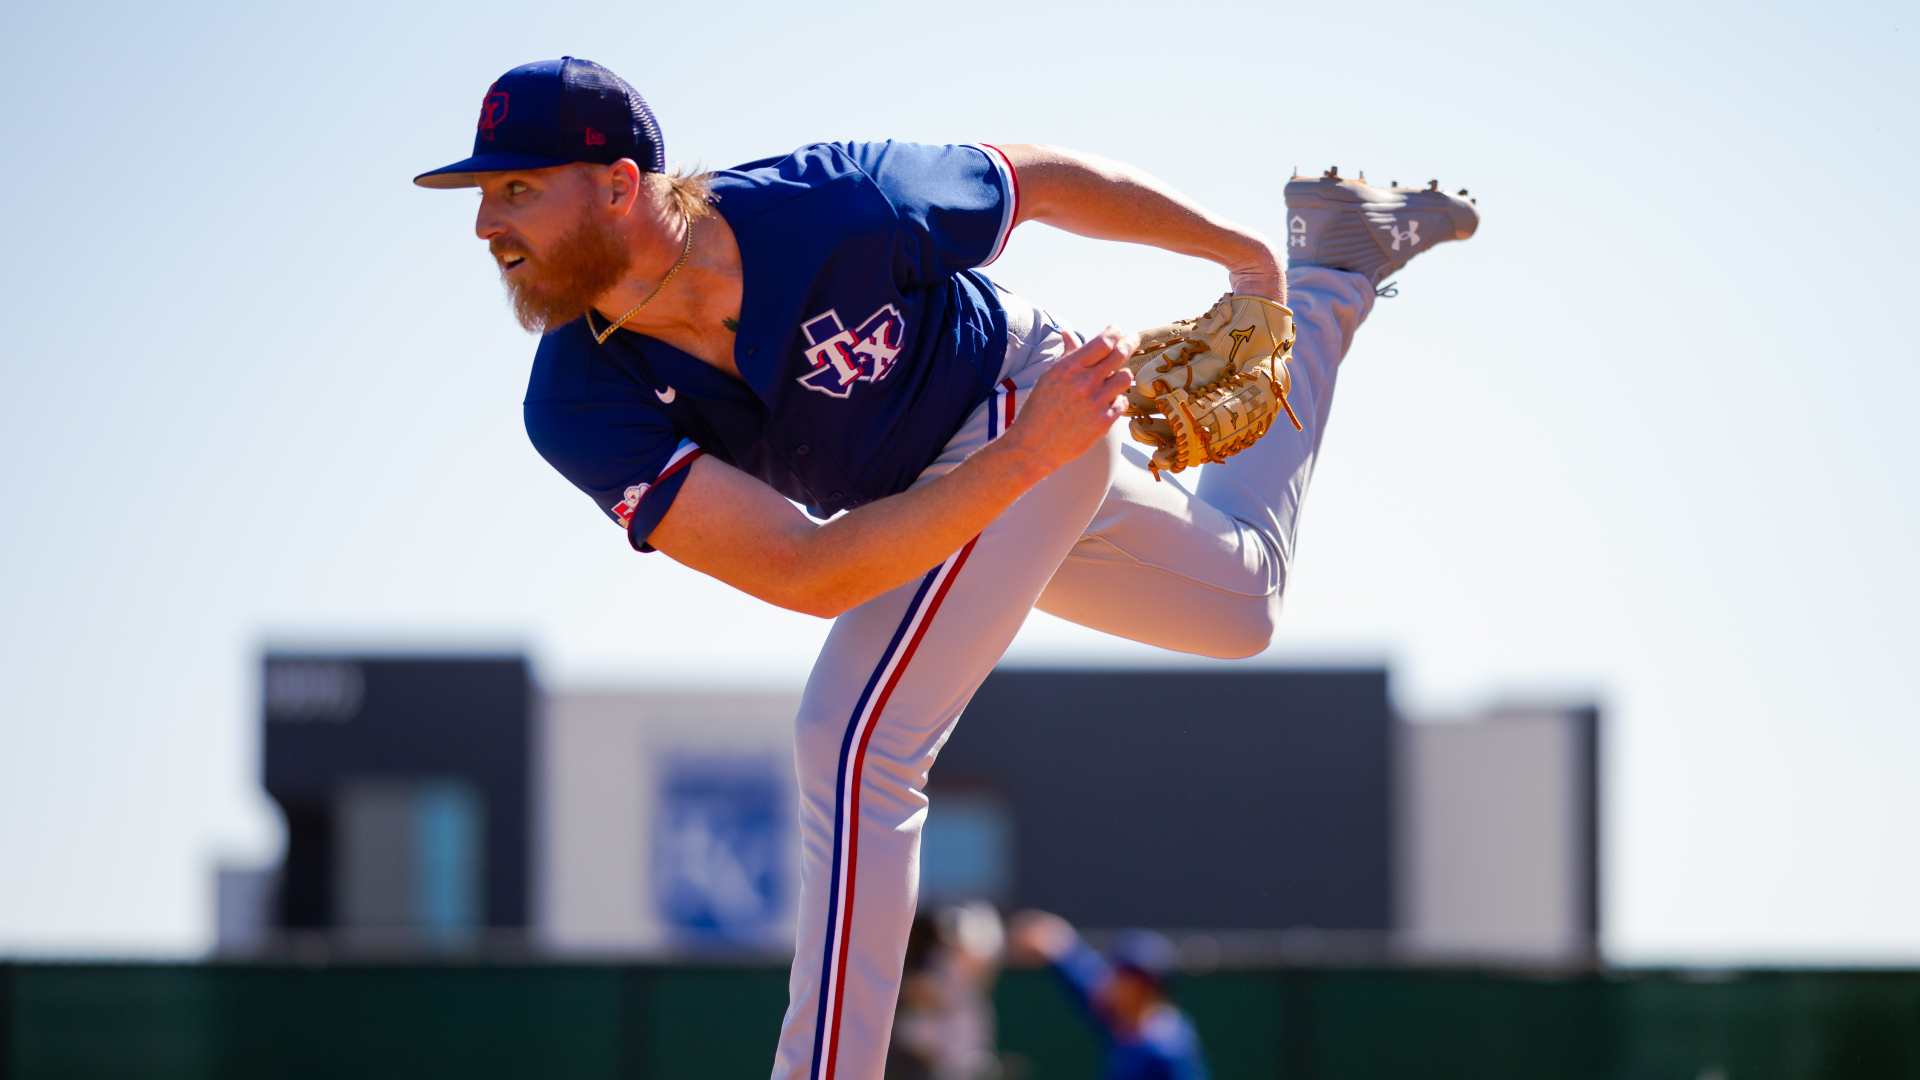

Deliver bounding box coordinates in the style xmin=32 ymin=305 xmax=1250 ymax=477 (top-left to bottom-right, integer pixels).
xmin=843 ymin=141 xmax=1019 ymax=279
xmin=1047 ymin=937 xmax=1120 ymax=1034
xmin=523 ymin=397 xmax=705 ymax=554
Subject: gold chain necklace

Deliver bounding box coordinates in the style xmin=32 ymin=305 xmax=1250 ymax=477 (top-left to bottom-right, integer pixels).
xmin=590 ymin=209 xmax=694 ymax=345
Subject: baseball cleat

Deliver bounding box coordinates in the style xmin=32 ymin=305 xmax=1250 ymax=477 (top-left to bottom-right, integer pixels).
xmin=1283 ymin=166 xmax=1479 ymax=288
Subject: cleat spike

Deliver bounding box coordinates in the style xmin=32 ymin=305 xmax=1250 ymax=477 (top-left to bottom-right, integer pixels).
xmin=1325 ymin=165 xmax=1339 ymax=178
xmin=1458 ymin=188 xmax=1469 ymax=196
xmin=1427 ymin=179 xmax=1439 ymax=191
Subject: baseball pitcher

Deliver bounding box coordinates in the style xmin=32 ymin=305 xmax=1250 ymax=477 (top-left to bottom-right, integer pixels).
xmin=415 ymin=57 xmax=1477 ymax=1080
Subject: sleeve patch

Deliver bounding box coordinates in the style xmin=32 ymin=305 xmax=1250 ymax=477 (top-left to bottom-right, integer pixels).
xmin=624 ymin=440 xmax=706 ymax=552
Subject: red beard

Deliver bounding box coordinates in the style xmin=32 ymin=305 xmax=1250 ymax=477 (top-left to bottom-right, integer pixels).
xmin=494 ymin=206 xmax=632 ymax=334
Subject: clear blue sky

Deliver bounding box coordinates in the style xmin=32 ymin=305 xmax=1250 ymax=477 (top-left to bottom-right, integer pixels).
xmin=1 ymin=0 xmax=1914 ymax=960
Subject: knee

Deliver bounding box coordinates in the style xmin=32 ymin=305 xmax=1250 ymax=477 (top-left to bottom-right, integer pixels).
xmin=1197 ymin=592 xmax=1283 ymax=660
xmin=791 ymin=698 xmax=849 ymax=775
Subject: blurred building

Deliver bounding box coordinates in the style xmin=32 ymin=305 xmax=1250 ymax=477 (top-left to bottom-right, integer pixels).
xmin=226 ymin=655 xmax=535 ymax=952
xmin=222 ymin=656 xmax=1598 ymax=967
xmin=936 ymin=669 xmax=1599 ymax=967
xmin=935 ymin=669 xmax=1393 ymax=951
xmin=1395 ymin=705 xmax=1600 ymax=965
xmin=539 ymin=690 xmax=800 ymax=956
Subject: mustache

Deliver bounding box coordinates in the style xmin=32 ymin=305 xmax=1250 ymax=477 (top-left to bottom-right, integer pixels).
xmin=489 ymin=236 xmax=533 ymax=262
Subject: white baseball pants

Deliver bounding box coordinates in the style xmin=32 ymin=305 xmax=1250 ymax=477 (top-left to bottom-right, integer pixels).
xmin=770 ymin=267 xmax=1375 ymax=1080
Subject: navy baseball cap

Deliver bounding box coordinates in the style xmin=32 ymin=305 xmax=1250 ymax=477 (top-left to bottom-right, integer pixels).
xmin=1107 ymin=929 xmax=1180 ymax=986
xmin=414 ymin=57 xmax=664 ymax=189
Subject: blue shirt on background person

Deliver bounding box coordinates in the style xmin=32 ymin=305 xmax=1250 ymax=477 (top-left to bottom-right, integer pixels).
xmin=1048 ymin=933 xmax=1211 ymax=1080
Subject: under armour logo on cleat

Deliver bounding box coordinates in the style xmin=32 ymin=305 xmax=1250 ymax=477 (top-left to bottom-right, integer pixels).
xmin=1289 ymin=214 xmax=1307 ymax=248
xmin=1383 ymin=219 xmax=1421 ymax=251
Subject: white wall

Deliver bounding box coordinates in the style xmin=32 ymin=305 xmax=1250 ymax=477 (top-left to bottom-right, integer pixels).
xmin=538 ymin=691 xmax=802 ymax=956
xmin=1396 ymin=709 xmax=1594 ymax=964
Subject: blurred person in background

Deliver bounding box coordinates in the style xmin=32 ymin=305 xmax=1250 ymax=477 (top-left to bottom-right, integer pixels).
xmin=1008 ymin=911 xmax=1208 ymax=1080
xmin=888 ymin=902 xmax=1007 ymax=1080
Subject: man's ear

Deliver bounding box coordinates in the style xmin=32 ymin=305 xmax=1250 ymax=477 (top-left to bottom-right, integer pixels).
xmin=606 ymin=159 xmax=644 ymax=215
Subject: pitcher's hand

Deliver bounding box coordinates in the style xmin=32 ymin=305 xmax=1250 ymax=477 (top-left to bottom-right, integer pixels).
xmin=1001 ymin=326 xmax=1137 ymax=469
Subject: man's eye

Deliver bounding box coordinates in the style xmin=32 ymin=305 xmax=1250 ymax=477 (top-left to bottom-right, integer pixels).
xmin=508 ymin=182 xmax=529 ymax=196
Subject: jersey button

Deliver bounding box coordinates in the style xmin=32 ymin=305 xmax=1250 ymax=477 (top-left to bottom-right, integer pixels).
xmin=795 ymin=444 xmax=810 ymax=456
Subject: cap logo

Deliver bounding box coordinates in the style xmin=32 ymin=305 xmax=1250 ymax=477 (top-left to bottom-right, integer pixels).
xmin=476 ymin=91 xmax=510 ymax=141
xmin=584 ymin=127 xmax=607 ymax=147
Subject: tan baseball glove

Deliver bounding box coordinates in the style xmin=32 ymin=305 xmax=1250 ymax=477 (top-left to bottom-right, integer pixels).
xmin=1124 ymin=294 xmax=1302 ymax=477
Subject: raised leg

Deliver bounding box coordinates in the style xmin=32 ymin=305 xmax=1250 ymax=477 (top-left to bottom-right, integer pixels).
xmin=1033 ymin=265 xmax=1376 ymax=657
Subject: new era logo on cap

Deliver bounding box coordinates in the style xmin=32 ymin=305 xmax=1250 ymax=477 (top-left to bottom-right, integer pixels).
xmin=414 ymin=57 xmax=664 ymax=189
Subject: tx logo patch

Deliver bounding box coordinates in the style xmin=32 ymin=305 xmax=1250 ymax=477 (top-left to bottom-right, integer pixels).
xmin=796 ymin=305 xmax=905 ymax=398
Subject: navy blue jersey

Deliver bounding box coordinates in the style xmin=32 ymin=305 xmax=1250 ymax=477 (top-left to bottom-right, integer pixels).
xmin=523 ymin=141 xmax=1019 ymax=550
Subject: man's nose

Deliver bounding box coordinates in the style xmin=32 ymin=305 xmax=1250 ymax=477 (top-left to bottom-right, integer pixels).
xmin=475 ymin=200 xmax=507 ymax=241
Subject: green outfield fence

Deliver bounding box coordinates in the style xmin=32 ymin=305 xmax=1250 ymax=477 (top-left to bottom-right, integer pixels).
xmin=4 ymin=962 xmax=1917 ymax=1079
